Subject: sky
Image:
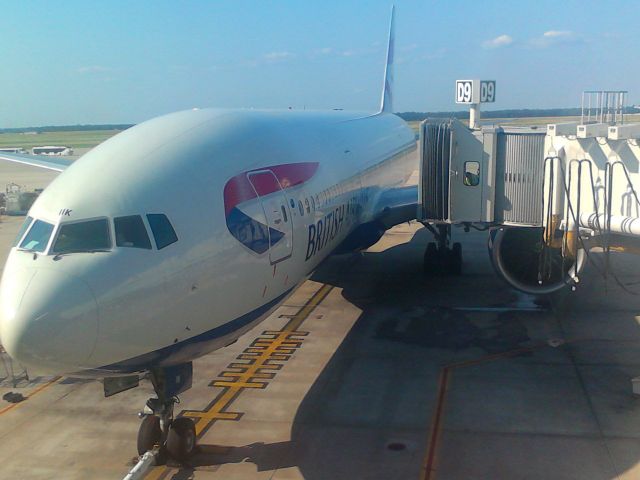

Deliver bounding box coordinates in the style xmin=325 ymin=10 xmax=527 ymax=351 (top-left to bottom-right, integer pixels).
xmin=0 ymin=0 xmax=638 ymax=127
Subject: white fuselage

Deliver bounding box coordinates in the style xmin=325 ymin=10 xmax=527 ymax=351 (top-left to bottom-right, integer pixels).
xmin=0 ymin=108 xmax=416 ymax=376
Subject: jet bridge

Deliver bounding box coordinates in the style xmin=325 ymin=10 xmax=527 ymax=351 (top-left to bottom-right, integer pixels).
xmin=418 ymin=119 xmax=546 ymax=227
xmin=417 ymin=90 xmax=640 ymax=294
xmin=417 ymin=118 xmax=547 ymax=277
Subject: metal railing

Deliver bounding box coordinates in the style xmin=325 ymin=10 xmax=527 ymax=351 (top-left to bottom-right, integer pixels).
xmin=581 ymin=90 xmax=627 ymax=125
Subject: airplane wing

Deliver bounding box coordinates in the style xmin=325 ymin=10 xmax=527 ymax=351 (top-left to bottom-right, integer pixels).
xmin=372 ymin=184 xmax=418 ymax=229
xmin=0 ymin=151 xmax=72 ymax=172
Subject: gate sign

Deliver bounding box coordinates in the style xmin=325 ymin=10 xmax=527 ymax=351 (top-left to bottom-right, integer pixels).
xmin=455 ymin=80 xmax=496 ymax=104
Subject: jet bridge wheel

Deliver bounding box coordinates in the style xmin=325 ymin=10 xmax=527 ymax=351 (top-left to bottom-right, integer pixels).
xmin=137 ymin=415 xmax=162 ymax=456
xmin=166 ymin=417 xmax=197 ymax=461
xmin=451 ymin=242 xmax=462 ymax=275
xmin=423 ymin=242 xmax=438 ymax=271
xmin=423 ymin=241 xmax=462 ymax=275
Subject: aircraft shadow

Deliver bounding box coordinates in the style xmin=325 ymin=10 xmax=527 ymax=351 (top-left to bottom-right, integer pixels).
xmin=169 ymin=226 xmax=640 ymax=479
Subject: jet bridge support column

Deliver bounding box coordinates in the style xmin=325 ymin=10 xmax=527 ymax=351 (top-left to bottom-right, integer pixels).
xmin=469 ymin=103 xmax=480 ymax=130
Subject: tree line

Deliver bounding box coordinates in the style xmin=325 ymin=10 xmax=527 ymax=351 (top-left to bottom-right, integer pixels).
xmin=0 ymin=124 xmax=133 ymax=134
xmin=398 ymin=107 xmax=640 ymax=122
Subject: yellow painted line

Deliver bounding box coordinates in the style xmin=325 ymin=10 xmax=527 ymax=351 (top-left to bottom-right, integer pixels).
xmin=145 ymin=283 xmax=332 ymax=478
xmin=283 ymin=283 xmax=332 ymax=332
xmin=0 ymin=376 xmax=61 ymax=416
xmin=183 ymin=410 xmax=240 ymax=421
xmin=145 ymin=285 xmax=333 ymax=480
xmin=210 ymin=380 xmax=266 ymax=389
xmin=190 ymin=329 xmax=306 ymax=435
xmin=220 ymin=371 xmax=274 ymax=379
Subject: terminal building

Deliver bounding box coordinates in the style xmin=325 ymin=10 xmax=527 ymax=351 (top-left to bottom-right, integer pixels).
xmin=31 ymin=145 xmax=73 ymax=156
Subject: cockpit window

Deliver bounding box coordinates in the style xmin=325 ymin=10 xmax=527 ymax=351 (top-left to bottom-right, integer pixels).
xmin=146 ymin=214 xmax=178 ymax=250
xmin=51 ymin=219 xmax=111 ymax=254
xmin=13 ymin=216 xmax=33 ymax=247
xmin=115 ymin=215 xmax=152 ymax=249
xmin=19 ymin=219 xmax=54 ymax=252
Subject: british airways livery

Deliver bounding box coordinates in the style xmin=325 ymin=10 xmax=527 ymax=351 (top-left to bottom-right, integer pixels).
xmin=0 ymin=7 xmax=417 ymax=461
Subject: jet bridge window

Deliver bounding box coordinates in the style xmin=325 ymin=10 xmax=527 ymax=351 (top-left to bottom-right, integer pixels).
xmin=147 ymin=214 xmax=178 ymax=250
xmin=51 ymin=219 xmax=111 ymax=254
xmin=13 ymin=215 xmax=33 ymax=247
xmin=115 ymin=215 xmax=152 ymax=249
xmin=463 ymin=161 xmax=480 ymax=187
xmin=19 ymin=219 xmax=53 ymax=253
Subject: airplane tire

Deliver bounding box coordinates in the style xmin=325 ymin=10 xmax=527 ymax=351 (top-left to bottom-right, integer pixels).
xmin=166 ymin=417 xmax=197 ymax=461
xmin=137 ymin=415 xmax=161 ymax=455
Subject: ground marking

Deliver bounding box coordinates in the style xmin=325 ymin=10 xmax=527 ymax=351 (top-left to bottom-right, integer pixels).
xmin=421 ymin=343 xmax=555 ymax=480
xmin=145 ymin=283 xmax=333 ymax=479
xmin=0 ymin=376 xmax=61 ymax=416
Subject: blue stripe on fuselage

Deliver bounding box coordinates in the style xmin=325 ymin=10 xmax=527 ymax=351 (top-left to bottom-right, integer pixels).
xmin=226 ymin=206 xmax=284 ymax=254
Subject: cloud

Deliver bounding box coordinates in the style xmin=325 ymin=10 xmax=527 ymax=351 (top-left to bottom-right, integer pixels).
xmin=77 ymin=65 xmax=111 ymax=74
xmin=530 ymin=30 xmax=582 ymax=47
xmin=482 ymin=34 xmax=513 ymax=49
xmin=263 ymin=51 xmax=296 ymax=63
xmin=224 ymin=51 xmax=297 ymax=68
xmin=341 ymin=45 xmax=382 ymax=57
xmin=309 ymin=44 xmax=386 ymax=60
xmin=544 ymin=30 xmax=573 ymax=38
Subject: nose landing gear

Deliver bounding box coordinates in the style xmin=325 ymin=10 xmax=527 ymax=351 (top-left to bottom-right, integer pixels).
xmin=136 ymin=363 xmax=196 ymax=463
xmin=422 ymin=223 xmax=462 ymax=275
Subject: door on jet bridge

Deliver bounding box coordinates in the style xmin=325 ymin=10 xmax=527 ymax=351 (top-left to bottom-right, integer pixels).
xmin=449 ymin=121 xmax=484 ymax=222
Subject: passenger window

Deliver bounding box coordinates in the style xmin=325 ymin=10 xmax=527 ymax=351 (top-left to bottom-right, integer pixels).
xmin=19 ymin=219 xmax=54 ymax=252
xmin=115 ymin=215 xmax=152 ymax=249
xmin=310 ymin=196 xmax=316 ymax=211
xmin=281 ymin=206 xmax=288 ymax=223
xmin=147 ymin=214 xmax=178 ymax=250
xmin=305 ymin=198 xmax=310 ymax=214
xmin=13 ymin=215 xmax=33 ymax=247
xmin=52 ymin=219 xmax=111 ymax=254
xmin=298 ymin=200 xmax=304 ymax=216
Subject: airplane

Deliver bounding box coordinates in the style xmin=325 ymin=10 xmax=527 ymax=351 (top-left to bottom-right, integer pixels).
xmin=0 ymin=6 xmax=582 ymax=463
xmin=0 ymin=7 xmax=425 ymax=461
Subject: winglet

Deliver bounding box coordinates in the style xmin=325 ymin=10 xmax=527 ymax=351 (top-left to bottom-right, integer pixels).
xmin=379 ymin=5 xmax=395 ymax=114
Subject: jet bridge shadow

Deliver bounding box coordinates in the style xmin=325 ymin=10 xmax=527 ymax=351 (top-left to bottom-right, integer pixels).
xmin=175 ymin=226 xmax=640 ymax=479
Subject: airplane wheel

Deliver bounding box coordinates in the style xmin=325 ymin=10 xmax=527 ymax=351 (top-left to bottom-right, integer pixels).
xmin=423 ymin=242 xmax=438 ymax=273
xmin=137 ymin=415 xmax=161 ymax=455
xmin=166 ymin=417 xmax=196 ymax=461
xmin=450 ymin=242 xmax=462 ymax=275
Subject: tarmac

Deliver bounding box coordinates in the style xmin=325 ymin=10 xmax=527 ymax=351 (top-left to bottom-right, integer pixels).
xmin=2 ymin=163 xmax=640 ymax=479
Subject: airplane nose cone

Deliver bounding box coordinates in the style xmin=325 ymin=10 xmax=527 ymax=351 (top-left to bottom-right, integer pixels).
xmin=0 ymin=267 xmax=98 ymax=374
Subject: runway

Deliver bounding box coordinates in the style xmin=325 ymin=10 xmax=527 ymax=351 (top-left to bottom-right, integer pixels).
xmin=2 ymin=164 xmax=640 ymax=479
